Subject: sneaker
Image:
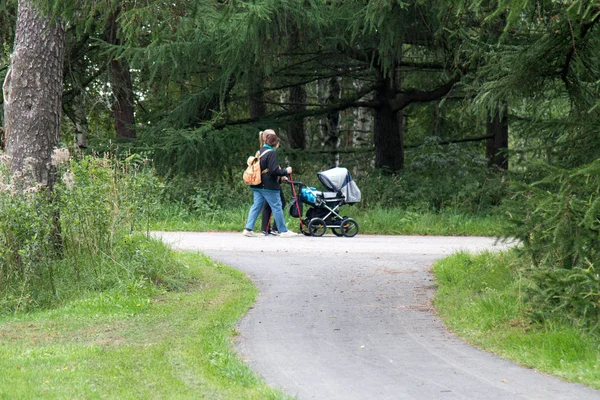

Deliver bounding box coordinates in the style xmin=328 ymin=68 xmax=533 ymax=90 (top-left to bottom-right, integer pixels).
xmin=270 ymin=230 xmax=280 ymax=236
xmin=279 ymin=230 xmax=300 ymax=238
xmin=242 ymin=229 xmax=259 ymax=237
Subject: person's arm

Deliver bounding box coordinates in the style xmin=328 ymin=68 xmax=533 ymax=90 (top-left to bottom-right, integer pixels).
xmin=266 ymin=152 xmax=289 ymax=177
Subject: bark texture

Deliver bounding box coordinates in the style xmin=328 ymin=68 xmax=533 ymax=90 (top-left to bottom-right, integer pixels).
xmin=110 ymin=58 xmax=136 ymax=139
xmin=64 ymin=93 xmax=89 ymax=149
xmin=248 ymin=68 xmax=266 ymax=119
xmin=3 ymin=0 xmax=65 ymax=185
xmin=373 ymin=72 xmax=404 ymax=172
xmin=287 ymin=84 xmax=307 ymax=149
xmin=318 ymin=76 xmax=342 ymax=165
xmin=352 ymin=80 xmax=373 ymax=149
xmin=106 ymin=9 xmax=135 ymax=139
xmin=285 ymin=25 xmax=306 ymax=149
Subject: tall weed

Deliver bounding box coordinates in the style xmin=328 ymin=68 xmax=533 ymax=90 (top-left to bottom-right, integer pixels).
xmin=0 ymin=152 xmax=176 ymax=313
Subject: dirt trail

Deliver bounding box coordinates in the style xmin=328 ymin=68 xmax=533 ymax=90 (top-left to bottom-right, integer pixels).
xmin=154 ymin=232 xmax=600 ymax=400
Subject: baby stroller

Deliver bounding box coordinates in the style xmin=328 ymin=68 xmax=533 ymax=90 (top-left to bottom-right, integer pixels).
xmin=288 ymin=167 xmax=361 ymax=237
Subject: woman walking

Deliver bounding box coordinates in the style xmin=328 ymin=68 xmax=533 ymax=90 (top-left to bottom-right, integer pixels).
xmin=242 ymin=130 xmax=298 ymax=238
xmin=259 ymin=130 xmax=287 ymax=235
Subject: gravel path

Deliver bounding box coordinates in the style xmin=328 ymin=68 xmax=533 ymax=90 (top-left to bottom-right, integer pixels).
xmin=154 ymin=232 xmax=600 ymax=400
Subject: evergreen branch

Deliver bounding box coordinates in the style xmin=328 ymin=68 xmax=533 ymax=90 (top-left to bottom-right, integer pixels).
xmin=404 ymin=134 xmax=495 ymax=148
xmin=335 ymin=44 xmax=375 ymax=65
xmin=398 ymin=61 xmax=448 ymax=70
xmin=263 ymin=72 xmax=349 ymax=93
xmin=63 ymin=64 xmax=108 ymax=100
xmin=561 ymin=13 xmax=600 ymax=84
xmin=391 ymin=74 xmax=461 ymax=112
xmin=353 ymin=101 xmax=380 ymax=108
xmin=280 ymin=134 xmax=496 ymax=154
xmin=281 ymin=147 xmax=375 ymax=155
xmin=215 ymin=82 xmax=380 ymax=128
xmin=336 ymin=45 xmax=447 ymax=70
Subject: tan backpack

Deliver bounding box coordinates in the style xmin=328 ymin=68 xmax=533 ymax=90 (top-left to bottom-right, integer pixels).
xmin=243 ymin=149 xmax=271 ymax=185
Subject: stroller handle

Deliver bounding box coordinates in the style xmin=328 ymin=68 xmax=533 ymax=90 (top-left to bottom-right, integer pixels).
xmin=284 ymin=180 xmax=306 ymax=188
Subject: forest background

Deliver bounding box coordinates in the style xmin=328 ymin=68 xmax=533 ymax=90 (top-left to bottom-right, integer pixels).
xmin=0 ymin=0 xmax=599 ymax=394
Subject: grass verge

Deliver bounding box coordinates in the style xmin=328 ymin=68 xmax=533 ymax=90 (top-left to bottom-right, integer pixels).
xmin=152 ymin=205 xmax=507 ymax=236
xmin=433 ymin=250 xmax=600 ymax=390
xmin=0 ymin=251 xmax=291 ymax=400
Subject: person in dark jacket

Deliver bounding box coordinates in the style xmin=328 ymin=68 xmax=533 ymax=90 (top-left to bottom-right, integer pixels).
xmin=259 ymin=130 xmax=287 ymax=235
xmin=242 ymin=130 xmax=299 ymax=238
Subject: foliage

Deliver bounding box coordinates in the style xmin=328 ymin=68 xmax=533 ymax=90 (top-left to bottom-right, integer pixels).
xmin=2 ymin=0 xmax=597 ymax=337
xmin=434 ymin=250 xmax=600 ymax=390
xmin=467 ymin=0 xmax=600 ymax=166
xmin=352 ymin=139 xmax=508 ymax=213
xmin=0 ymin=251 xmax=291 ymax=399
xmin=0 ymin=152 xmax=171 ymax=313
xmin=502 ymin=159 xmax=600 ymax=331
xmin=138 ymin=124 xmax=259 ymax=179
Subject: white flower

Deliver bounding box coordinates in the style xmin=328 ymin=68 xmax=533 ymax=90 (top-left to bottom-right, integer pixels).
xmin=0 ymin=153 xmax=11 ymax=167
xmin=23 ymin=184 xmax=42 ymax=194
xmin=0 ymin=182 xmax=12 ymax=193
xmin=62 ymin=171 xmax=75 ymax=190
xmin=51 ymin=148 xmax=70 ymax=167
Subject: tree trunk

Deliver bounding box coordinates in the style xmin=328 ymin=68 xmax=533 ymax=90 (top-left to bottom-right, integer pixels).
xmin=64 ymin=93 xmax=89 ymax=150
xmin=486 ymin=103 xmax=508 ymax=170
xmin=106 ymin=9 xmax=135 ymax=139
xmin=352 ymin=79 xmax=372 ymax=148
xmin=3 ymin=0 xmax=65 ymax=186
xmin=285 ymin=25 xmax=306 ymax=150
xmin=318 ymin=76 xmax=342 ymax=165
xmin=288 ymin=84 xmax=307 ymax=149
xmin=248 ymin=68 xmax=266 ymax=119
xmin=373 ymin=72 xmax=403 ymax=172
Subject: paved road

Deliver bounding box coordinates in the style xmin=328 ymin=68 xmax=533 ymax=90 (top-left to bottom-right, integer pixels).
xmin=154 ymin=232 xmax=600 ymax=400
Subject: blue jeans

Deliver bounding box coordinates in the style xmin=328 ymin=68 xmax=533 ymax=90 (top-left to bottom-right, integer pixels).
xmin=245 ymin=190 xmax=288 ymax=233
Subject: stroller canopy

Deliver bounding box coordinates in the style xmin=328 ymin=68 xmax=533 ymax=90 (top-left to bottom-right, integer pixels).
xmin=317 ymin=167 xmax=361 ymax=204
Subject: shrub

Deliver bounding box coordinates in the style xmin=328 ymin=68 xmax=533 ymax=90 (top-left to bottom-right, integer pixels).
xmin=0 ymin=151 xmax=177 ymax=313
xmin=503 ymin=160 xmax=600 ymax=331
xmin=354 ymin=140 xmax=508 ymax=213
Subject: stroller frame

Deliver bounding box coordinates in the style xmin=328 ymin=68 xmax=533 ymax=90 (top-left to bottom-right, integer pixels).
xmin=289 ymin=182 xmax=359 ymax=237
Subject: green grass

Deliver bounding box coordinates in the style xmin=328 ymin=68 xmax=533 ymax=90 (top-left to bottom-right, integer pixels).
xmin=152 ymin=204 xmax=507 ymax=236
xmin=433 ymin=250 xmax=600 ymax=390
xmin=0 ymin=251 xmax=291 ymax=400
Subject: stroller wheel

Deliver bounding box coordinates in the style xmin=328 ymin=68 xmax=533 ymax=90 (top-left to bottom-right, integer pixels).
xmin=331 ymin=228 xmax=343 ymax=237
xmin=331 ymin=216 xmax=348 ymax=237
xmin=341 ymin=218 xmax=359 ymax=238
xmin=308 ymin=218 xmax=327 ymax=237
